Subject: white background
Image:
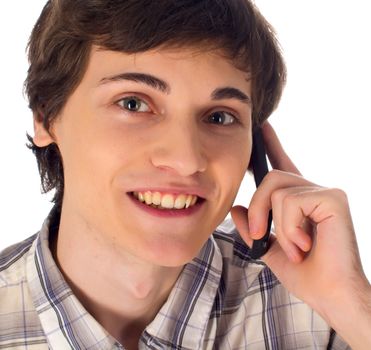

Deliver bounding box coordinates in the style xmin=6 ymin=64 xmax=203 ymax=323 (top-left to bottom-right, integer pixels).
xmin=0 ymin=1 xmax=370 ymax=279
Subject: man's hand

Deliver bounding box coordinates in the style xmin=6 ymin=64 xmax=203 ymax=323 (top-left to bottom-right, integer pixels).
xmin=231 ymin=122 xmax=371 ymax=349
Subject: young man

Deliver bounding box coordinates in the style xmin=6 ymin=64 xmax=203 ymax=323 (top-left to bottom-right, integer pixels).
xmin=0 ymin=0 xmax=370 ymax=349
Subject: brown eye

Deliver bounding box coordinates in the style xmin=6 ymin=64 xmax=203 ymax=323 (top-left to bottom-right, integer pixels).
xmin=207 ymin=111 xmax=236 ymax=125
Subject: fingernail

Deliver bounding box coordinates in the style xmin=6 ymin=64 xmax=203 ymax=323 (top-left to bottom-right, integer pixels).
xmin=250 ymin=232 xmax=260 ymax=239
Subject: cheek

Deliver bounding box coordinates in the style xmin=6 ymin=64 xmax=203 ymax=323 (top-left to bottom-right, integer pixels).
xmin=210 ymin=136 xmax=252 ymax=208
xmin=214 ymin=137 xmax=251 ymax=182
xmin=219 ymin=158 xmax=249 ymax=205
xmin=56 ymin=121 xmax=129 ymax=199
xmin=62 ymin=110 xmax=144 ymax=165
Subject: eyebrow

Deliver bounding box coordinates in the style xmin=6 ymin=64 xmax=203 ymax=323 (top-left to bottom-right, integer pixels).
xmin=100 ymin=72 xmax=251 ymax=105
xmin=211 ymin=87 xmax=251 ymax=105
xmin=101 ymin=72 xmax=170 ymax=94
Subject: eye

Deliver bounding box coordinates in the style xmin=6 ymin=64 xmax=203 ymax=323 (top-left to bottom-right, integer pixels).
xmin=117 ymin=96 xmax=151 ymax=113
xmin=206 ymin=111 xmax=237 ymax=126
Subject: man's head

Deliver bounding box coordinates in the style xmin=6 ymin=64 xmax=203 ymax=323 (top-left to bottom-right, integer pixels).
xmin=26 ymin=0 xmax=285 ymax=207
xmin=26 ymin=0 xmax=285 ymax=266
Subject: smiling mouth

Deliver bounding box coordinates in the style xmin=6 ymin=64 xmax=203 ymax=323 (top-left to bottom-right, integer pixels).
xmin=129 ymin=191 xmax=204 ymax=210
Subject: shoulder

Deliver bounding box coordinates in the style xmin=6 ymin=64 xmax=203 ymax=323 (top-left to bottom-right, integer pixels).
xmin=213 ymin=217 xmax=267 ymax=269
xmin=0 ymin=234 xmax=37 ymax=287
xmin=0 ymin=234 xmax=49 ymax=348
xmin=210 ymin=219 xmax=350 ymax=349
xmin=212 ymin=218 xmax=279 ymax=305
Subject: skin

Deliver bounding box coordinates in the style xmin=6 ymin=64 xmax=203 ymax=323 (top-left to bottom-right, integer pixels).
xmin=34 ymin=46 xmax=371 ymax=349
xmin=231 ymin=123 xmax=371 ymax=349
xmin=33 ymin=46 xmax=253 ymax=347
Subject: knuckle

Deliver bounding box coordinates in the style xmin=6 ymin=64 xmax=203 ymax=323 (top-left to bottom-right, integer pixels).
xmin=329 ymin=188 xmax=348 ymax=203
xmin=271 ymin=187 xmax=287 ymax=205
xmin=265 ymin=169 xmax=283 ymax=182
xmin=282 ymin=192 xmax=296 ymax=209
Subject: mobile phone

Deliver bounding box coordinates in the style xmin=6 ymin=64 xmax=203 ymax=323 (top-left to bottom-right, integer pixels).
xmin=249 ymin=128 xmax=272 ymax=259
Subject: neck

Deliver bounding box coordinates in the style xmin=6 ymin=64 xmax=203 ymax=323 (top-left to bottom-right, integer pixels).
xmin=50 ymin=207 xmax=184 ymax=345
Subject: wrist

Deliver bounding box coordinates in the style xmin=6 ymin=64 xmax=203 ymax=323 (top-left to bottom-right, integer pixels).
xmin=322 ymin=282 xmax=371 ymax=349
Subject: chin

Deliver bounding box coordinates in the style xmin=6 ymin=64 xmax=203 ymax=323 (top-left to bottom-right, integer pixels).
xmin=141 ymin=239 xmax=204 ymax=267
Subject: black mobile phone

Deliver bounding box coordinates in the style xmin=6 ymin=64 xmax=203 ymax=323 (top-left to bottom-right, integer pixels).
xmin=249 ymin=128 xmax=272 ymax=259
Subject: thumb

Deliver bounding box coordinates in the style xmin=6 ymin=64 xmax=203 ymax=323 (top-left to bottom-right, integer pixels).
xmin=230 ymin=205 xmax=253 ymax=248
xmin=231 ymin=206 xmax=289 ymax=273
xmin=261 ymin=237 xmax=291 ymax=280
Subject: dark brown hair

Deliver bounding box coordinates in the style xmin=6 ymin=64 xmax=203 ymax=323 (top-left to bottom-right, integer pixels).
xmin=25 ymin=0 xmax=286 ymax=206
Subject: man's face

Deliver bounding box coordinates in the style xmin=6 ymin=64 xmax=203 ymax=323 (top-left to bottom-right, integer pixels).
xmin=37 ymin=46 xmax=252 ymax=266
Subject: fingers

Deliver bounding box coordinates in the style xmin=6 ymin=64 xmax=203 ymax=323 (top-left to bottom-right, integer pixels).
xmin=272 ymin=186 xmax=314 ymax=263
xmin=233 ymin=168 xmax=350 ymax=265
xmin=230 ymin=205 xmax=253 ymax=248
xmin=247 ymin=170 xmax=321 ymax=263
xmin=248 ymin=170 xmax=315 ymax=238
xmin=262 ymin=122 xmax=302 ymax=175
xmin=236 ymin=122 xmax=350 ymax=265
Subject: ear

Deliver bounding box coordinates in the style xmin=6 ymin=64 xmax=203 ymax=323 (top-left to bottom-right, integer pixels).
xmin=33 ymin=113 xmax=55 ymax=147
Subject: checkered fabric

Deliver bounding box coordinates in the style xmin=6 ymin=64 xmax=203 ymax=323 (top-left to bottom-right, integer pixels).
xmin=0 ymin=210 xmax=350 ymax=349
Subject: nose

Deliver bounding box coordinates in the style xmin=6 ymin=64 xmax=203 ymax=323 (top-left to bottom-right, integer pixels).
xmin=150 ymin=121 xmax=207 ymax=176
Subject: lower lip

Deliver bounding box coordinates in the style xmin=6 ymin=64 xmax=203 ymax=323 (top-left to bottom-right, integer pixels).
xmin=127 ymin=193 xmax=205 ymax=218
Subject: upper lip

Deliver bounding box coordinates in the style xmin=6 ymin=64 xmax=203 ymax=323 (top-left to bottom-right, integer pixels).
xmin=128 ymin=186 xmax=210 ymax=200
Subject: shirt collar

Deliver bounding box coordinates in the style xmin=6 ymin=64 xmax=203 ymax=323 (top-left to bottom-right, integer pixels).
xmin=26 ymin=207 xmax=121 ymax=349
xmin=25 ymin=206 xmax=224 ymax=349
xmin=144 ymin=235 xmax=223 ymax=349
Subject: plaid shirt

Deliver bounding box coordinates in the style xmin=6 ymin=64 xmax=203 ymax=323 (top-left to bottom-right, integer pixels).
xmin=0 ymin=209 xmax=350 ymax=349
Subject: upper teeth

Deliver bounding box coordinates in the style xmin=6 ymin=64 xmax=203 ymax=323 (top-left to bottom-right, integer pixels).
xmin=133 ymin=191 xmax=198 ymax=209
